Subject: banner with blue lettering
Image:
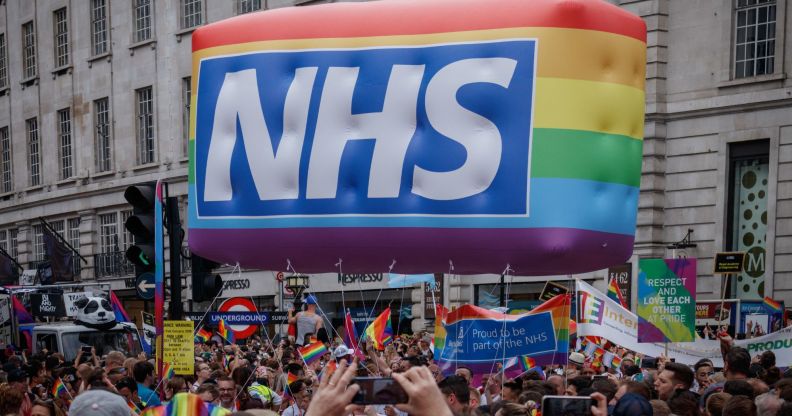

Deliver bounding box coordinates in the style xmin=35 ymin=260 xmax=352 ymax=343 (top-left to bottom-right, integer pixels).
xmin=436 ymin=295 xmax=570 ymax=384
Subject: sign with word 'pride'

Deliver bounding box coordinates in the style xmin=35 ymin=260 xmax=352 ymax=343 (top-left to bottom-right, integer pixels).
xmin=637 ymin=258 xmax=697 ymax=343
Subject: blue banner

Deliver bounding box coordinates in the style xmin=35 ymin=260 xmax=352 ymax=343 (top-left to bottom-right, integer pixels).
xmin=185 ymin=312 xmax=288 ymax=325
xmin=388 ymin=273 xmax=436 ymax=288
xmin=439 ymin=311 xmax=556 ymax=362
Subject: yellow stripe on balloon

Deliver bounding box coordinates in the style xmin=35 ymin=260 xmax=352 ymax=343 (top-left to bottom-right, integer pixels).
xmin=534 ymin=77 xmax=645 ymax=140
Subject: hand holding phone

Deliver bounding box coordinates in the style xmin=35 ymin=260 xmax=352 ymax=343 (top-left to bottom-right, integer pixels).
xmin=542 ymin=396 xmax=593 ymax=416
xmin=352 ymin=377 xmax=408 ymax=405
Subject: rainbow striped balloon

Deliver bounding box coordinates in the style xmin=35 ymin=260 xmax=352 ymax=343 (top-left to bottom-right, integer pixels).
xmin=187 ymin=0 xmax=646 ymax=276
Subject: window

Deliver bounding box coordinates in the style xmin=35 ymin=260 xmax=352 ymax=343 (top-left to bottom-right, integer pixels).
xmin=181 ymin=0 xmax=202 ymax=29
xmin=22 ymin=21 xmax=37 ymax=79
xmin=133 ymin=0 xmax=152 ymax=43
xmin=726 ymin=140 xmax=769 ymax=299
xmin=53 ymin=8 xmax=69 ymax=68
xmin=237 ymin=0 xmax=262 ymax=14
xmin=26 ymin=118 xmax=41 ymax=187
xmin=94 ymin=97 xmax=111 ymax=172
xmin=121 ymin=210 xmax=133 ymax=249
xmin=0 ymin=229 xmax=16 ymax=258
xmin=67 ymin=218 xmax=80 ymax=251
xmin=182 ymin=77 xmax=191 ymax=155
xmin=98 ymin=213 xmax=118 ymax=254
xmin=32 ymin=224 xmax=44 ymax=261
xmin=734 ymin=0 xmax=776 ymax=78
xmin=0 ymin=127 xmax=11 ymax=193
xmin=57 ymin=108 xmax=73 ymax=180
xmin=136 ymin=87 xmax=155 ymax=165
xmin=0 ymin=33 xmax=7 ymax=89
xmin=91 ymin=0 xmax=108 ymax=56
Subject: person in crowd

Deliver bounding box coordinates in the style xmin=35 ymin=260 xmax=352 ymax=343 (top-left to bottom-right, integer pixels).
xmin=722 ymin=395 xmax=757 ymax=416
xmin=196 ymin=383 xmax=220 ymax=405
xmin=163 ymin=376 xmax=188 ymax=403
xmin=217 ymin=376 xmax=239 ymax=412
xmin=114 ymin=376 xmax=143 ymax=411
xmin=703 ymin=392 xmax=730 ymax=416
xmin=438 ymin=375 xmax=470 ymax=414
xmin=193 ymin=361 xmax=213 ymax=392
xmin=693 ymin=359 xmax=715 ymax=394
xmin=654 ymin=362 xmax=694 ymax=401
xmin=454 ymin=367 xmax=473 ymax=385
xmin=288 ymin=295 xmax=324 ymax=347
xmin=282 ymin=380 xmax=311 ymax=416
xmin=133 ymin=360 xmax=162 ymax=408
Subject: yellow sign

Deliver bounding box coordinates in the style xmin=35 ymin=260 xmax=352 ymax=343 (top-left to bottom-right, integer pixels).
xmin=163 ymin=320 xmax=194 ymax=376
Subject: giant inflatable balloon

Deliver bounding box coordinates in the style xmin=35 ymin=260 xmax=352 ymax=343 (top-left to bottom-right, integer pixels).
xmin=188 ymin=0 xmax=646 ymax=274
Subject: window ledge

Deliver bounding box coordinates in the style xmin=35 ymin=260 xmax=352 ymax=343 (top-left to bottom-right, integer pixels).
xmin=55 ymin=178 xmax=77 ymax=186
xmin=175 ymin=27 xmax=199 ymax=43
xmin=24 ymin=185 xmax=44 ymax=193
xmin=178 ymin=156 xmax=189 ymax=164
xmin=130 ymin=162 xmax=159 ymax=172
xmin=20 ymin=76 xmax=38 ymax=87
xmin=87 ymin=52 xmax=112 ymax=65
xmin=719 ymin=73 xmax=786 ymax=89
xmin=51 ymin=65 xmax=72 ymax=77
xmin=90 ymin=170 xmax=116 ymax=180
xmin=128 ymin=39 xmax=156 ymax=55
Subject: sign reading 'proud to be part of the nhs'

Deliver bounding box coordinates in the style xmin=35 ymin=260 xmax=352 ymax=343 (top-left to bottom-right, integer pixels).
xmin=195 ymin=40 xmax=536 ymax=217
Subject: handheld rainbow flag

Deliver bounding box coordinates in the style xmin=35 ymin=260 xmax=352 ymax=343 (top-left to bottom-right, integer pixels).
xmin=364 ymin=307 xmax=393 ymax=350
xmin=162 ymin=362 xmax=175 ymax=379
xmin=607 ymin=277 xmax=628 ymax=309
xmin=140 ymin=392 xmax=231 ymax=416
xmin=195 ymin=327 xmax=212 ymax=343
xmin=287 ymin=372 xmax=299 ymax=385
xmin=520 ymin=356 xmax=536 ymax=372
xmin=298 ymin=341 xmax=328 ymax=365
xmin=52 ymin=378 xmax=68 ymax=399
xmin=611 ymin=355 xmax=622 ymax=369
xmin=222 ymin=354 xmax=231 ymax=371
xmin=217 ymin=319 xmax=235 ymax=344
xmin=764 ymin=297 xmax=783 ymax=313
xmin=127 ymin=400 xmax=140 ymax=415
xmin=433 ymin=304 xmax=448 ymax=354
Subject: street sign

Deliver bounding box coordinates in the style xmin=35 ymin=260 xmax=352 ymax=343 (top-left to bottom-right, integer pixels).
xmin=136 ymin=272 xmax=156 ymax=300
xmin=218 ymin=297 xmax=259 ymax=339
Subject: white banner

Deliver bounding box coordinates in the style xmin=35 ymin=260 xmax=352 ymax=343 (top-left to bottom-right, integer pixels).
xmin=575 ymin=280 xmax=792 ymax=367
xmin=63 ymin=292 xmax=88 ymax=317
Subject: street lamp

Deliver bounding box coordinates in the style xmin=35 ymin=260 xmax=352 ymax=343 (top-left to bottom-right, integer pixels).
xmin=286 ymin=274 xmax=310 ymax=310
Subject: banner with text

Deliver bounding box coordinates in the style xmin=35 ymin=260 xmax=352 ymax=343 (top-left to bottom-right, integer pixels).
xmin=637 ymin=258 xmax=696 ymax=343
xmin=163 ymin=320 xmax=194 ymax=376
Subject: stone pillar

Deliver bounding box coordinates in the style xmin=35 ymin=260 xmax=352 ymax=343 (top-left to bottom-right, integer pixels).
xmin=78 ymin=210 xmax=97 ymax=281
xmin=15 ymin=221 xmax=31 ymax=268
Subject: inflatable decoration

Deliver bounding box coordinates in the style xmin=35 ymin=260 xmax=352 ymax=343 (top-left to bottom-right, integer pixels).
xmin=188 ymin=0 xmax=646 ymax=274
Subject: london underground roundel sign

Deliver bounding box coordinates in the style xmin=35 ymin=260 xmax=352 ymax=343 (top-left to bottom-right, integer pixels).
xmin=218 ymin=297 xmax=258 ymax=339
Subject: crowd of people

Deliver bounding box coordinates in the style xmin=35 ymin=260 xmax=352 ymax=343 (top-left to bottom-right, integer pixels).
xmin=0 ymin=311 xmax=789 ymax=415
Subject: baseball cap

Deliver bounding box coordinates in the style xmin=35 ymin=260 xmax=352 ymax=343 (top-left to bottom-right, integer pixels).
xmin=333 ymin=345 xmax=353 ymax=359
xmin=569 ymin=352 xmax=585 ymax=366
xmin=68 ymin=389 xmax=130 ymax=416
xmin=304 ymin=294 xmax=318 ymax=305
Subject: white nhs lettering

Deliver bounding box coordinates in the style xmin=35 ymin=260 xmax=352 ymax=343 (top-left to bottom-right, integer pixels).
xmin=204 ymin=58 xmax=517 ymax=202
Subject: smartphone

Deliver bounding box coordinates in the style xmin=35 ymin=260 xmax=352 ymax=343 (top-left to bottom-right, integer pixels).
xmin=641 ymin=357 xmax=657 ymax=369
xmin=542 ymin=396 xmax=592 ymax=416
xmin=81 ymin=346 xmax=92 ymax=354
xmin=351 ymin=377 xmax=408 ymax=405
xmin=592 ymin=375 xmax=608 ymax=381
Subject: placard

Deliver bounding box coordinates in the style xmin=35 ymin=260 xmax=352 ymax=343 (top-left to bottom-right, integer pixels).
xmin=29 ymin=293 xmax=66 ymax=317
xmin=713 ymin=252 xmax=745 ymax=274
xmin=637 ymin=258 xmax=696 ymax=343
xmin=63 ymin=292 xmax=88 ymax=317
xmin=163 ymin=321 xmax=194 ymax=375
xmin=539 ymin=281 xmax=569 ymax=301
xmin=607 ymin=263 xmax=632 ymax=309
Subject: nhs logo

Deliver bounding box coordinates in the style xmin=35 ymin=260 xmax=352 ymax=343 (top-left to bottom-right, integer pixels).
xmin=195 ymin=39 xmax=536 ymax=219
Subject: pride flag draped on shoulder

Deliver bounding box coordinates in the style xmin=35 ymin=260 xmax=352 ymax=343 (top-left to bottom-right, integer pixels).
xmin=434 ymin=294 xmax=570 ymax=384
xmin=364 ymin=308 xmax=393 ymax=350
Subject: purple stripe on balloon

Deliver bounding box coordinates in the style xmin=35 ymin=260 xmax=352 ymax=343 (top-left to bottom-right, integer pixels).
xmin=188 ymin=227 xmax=634 ymax=275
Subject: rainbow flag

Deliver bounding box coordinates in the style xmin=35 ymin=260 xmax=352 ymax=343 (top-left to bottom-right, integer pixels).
xmin=140 ymin=392 xmax=231 ymax=416
xmin=607 ymin=277 xmax=628 ymax=309
xmin=611 ymin=355 xmax=622 ymax=369
xmin=520 ymin=356 xmax=536 ymax=372
xmin=128 ymin=400 xmax=140 ymax=415
xmin=217 ymin=319 xmax=235 ymax=344
xmin=162 ymin=362 xmax=175 ymax=379
xmin=110 ymin=291 xmax=131 ymax=322
xmin=433 ymin=304 xmax=448 ymax=354
xmin=287 ymin=372 xmax=299 ymax=385
xmin=364 ymin=308 xmax=393 ymax=351
xmin=764 ymin=297 xmax=783 ymax=313
xmin=298 ymin=341 xmax=328 ymax=365
xmin=52 ymin=378 xmax=68 ymax=398
xmin=222 ymin=354 xmax=231 ymax=372
xmin=195 ymin=328 xmax=212 ymax=343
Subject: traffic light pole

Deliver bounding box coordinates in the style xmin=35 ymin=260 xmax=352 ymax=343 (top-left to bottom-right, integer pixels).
xmin=166 ymin=196 xmax=183 ymax=320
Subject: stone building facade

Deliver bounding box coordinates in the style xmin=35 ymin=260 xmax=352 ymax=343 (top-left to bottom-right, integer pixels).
xmin=0 ymin=0 xmax=790 ymax=328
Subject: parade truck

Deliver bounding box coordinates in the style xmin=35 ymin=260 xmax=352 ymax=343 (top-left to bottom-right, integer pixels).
xmin=0 ymin=283 xmax=144 ymax=361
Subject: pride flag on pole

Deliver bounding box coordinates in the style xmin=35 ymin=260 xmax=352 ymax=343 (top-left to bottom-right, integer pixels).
xmin=217 ymin=319 xmax=235 ymax=344
xmin=110 ymin=291 xmax=130 ymax=322
xmin=298 ymin=341 xmax=328 ymax=365
xmin=364 ymin=308 xmax=393 ymax=351
xmin=607 ymin=277 xmax=628 ymax=309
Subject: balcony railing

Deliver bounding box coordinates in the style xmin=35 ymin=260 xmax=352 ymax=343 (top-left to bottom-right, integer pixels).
xmin=93 ymin=251 xmax=134 ymax=278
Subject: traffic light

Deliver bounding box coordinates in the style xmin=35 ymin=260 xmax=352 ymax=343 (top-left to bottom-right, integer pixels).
xmin=123 ymin=183 xmax=157 ymax=279
xmin=191 ymin=254 xmax=223 ymax=302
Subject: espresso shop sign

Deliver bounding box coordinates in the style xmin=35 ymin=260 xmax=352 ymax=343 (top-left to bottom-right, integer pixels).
xmin=338 ymin=273 xmax=383 ymax=286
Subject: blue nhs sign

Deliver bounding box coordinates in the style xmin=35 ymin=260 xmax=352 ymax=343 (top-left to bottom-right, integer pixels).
xmin=194 ymin=40 xmax=536 ymax=218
